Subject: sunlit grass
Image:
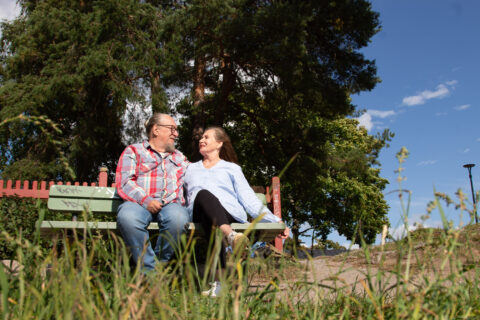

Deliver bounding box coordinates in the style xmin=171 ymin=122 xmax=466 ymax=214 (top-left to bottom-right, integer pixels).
xmin=1 ymin=219 xmax=479 ymax=318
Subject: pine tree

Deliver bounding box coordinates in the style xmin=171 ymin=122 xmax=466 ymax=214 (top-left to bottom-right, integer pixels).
xmin=0 ymin=0 xmax=162 ymax=181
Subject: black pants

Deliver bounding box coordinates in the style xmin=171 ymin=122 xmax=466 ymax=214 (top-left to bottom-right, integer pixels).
xmin=193 ymin=189 xmax=236 ymax=268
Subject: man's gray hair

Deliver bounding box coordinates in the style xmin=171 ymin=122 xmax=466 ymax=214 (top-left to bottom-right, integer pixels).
xmin=145 ymin=113 xmax=169 ymax=137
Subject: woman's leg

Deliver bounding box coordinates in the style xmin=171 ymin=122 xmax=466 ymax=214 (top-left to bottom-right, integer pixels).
xmin=193 ymin=190 xmax=236 ymax=233
xmin=193 ymin=190 xmax=237 ymax=268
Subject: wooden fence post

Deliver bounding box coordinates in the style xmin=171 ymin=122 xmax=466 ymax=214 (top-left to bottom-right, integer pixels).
xmin=272 ymin=176 xmax=283 ymax=252
xmin=98 ymin=167 xmax=108 ymax=187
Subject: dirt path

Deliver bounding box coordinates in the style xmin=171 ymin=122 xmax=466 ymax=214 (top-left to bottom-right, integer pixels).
xmin=248 ymin=248 xmax=422 ymax=297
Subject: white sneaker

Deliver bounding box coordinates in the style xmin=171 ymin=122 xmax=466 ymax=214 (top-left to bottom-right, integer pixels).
xmin=201 ymin=281 xmax=222 ymax=297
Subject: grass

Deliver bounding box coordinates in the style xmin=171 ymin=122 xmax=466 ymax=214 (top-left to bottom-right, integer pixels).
xmin=1 ymin=215 xmax=480 ymax=319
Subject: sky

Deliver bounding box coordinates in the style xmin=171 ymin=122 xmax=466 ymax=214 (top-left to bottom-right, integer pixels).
xmin=351 ymin=0 xmax=480 ymax=243
xmin=1 ymin=1 xmax=479 ymax=246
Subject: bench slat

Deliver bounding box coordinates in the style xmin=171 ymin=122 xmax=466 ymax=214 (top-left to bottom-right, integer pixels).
xmin=39 ymin=222 xmax=285 ymax=242
xmin=47 ymin=185 xmax=266 ymax=212
xmin=48 ymin=185 xmax=119 ymax=199
xmin=48 ymin=197 xmax=123 ymax=213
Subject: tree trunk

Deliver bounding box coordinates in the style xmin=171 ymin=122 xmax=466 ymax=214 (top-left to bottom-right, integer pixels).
xmin=191 ymin=54 xmax=206 ymax=161
xmin=151 ymin=71 xmax=167 ymax=113
xmin=214 ymin=54 xmax=235 ymax=125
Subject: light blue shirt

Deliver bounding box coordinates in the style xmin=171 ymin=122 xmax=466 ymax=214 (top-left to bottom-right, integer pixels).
xmin=184 ymin=160 xmax=281 ymax=223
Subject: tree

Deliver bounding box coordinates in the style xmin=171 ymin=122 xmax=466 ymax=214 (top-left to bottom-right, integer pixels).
xmin=0 ymin=0 xmax=392 ymax=245
xmin=0 ymin=0 xmax=162 ymax=181
xmin=163 ymin=0 xmax=391 ymax=244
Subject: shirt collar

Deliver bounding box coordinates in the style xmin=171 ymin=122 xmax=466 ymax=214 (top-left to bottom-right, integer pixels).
xmin=143 ymin=141 xmax=174 ymax=159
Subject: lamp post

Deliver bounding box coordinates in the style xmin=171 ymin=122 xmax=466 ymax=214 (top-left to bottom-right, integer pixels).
xmin=463 ymin=163 xmax=477 ymax=224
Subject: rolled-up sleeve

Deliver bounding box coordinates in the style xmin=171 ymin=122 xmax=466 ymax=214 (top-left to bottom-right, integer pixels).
xmin=232 ymin=166 xmax=281 ymax=223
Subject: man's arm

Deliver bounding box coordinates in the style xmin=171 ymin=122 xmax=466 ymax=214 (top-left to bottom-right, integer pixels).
xmin=115 ymin=146 xmax=157 ymax=210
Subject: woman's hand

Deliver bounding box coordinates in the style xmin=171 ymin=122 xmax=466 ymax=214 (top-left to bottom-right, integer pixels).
xmin=278 ymin=226 xmax=290 ymax=239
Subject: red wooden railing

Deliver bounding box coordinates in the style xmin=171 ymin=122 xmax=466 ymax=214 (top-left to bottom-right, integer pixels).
xmin=0 ymin=168 xmax=112 ymax=199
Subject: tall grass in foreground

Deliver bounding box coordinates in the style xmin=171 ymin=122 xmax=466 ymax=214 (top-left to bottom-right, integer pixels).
xmin=1 ymin=148 xmax=480 ymax=319
xmin=1 ymin=213 xmax=479 ymax=318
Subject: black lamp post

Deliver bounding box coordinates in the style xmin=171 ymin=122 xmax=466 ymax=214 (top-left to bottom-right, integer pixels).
xmin=463 ymin=163 xmax=477 ymax=224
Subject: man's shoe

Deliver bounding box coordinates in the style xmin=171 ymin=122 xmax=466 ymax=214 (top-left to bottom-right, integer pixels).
xmin=201 ymin=281 xmax=222 ymax=297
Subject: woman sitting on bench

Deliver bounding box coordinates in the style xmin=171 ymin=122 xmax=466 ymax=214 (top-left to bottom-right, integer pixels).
xmin=184 ymin=126 xmax=289 ymax=297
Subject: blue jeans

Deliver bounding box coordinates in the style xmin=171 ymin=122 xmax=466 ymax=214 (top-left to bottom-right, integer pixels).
xmin=117 ymin=201 xmax=190 ymax=271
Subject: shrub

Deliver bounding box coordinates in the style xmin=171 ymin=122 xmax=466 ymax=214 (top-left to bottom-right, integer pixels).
xmin=0 ymin=197 xmax=65 ymax=259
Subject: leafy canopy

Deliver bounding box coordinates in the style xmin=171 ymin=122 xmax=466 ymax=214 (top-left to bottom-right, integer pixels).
xmin=1 ymin=0 xmax=392 ymax=244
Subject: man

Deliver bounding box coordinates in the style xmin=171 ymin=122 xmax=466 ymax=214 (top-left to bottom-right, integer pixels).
xmin=115 ymin=113 xmax=190 ymax=271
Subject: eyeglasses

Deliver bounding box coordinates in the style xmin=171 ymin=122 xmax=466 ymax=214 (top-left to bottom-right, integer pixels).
xmin=156 ymin=124 xmax=178 ymax=134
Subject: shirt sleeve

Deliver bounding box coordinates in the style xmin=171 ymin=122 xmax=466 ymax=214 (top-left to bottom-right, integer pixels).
xmin=173 ymin=151 xmax=190 ymax=205
xmin=231 ymin=165 xmax=281 ymax=223
xmin=115 ymin=146 xmax=153 ymax=209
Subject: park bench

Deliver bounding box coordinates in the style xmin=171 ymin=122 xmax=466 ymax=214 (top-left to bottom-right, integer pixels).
xmin=1 ymin=168 xmax=285 ymax=251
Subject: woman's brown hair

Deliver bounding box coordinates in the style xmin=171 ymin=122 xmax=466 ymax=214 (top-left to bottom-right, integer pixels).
xmin=205 ymin=126 xmax=238 ymax=164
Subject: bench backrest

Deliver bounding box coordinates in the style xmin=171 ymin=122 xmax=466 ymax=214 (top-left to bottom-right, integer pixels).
xmin=48 ymin=185 xmax=267 ymax=213
xmin=48 ymin=185 xmax=122 ymax=213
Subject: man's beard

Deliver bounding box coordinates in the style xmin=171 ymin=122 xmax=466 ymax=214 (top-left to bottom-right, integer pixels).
xmin=165 ymin=142 xmax=175 ymax=153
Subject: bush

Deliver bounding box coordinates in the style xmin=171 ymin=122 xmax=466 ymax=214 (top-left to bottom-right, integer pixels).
xmin=0 ymin=197 xmax=63 ymax=259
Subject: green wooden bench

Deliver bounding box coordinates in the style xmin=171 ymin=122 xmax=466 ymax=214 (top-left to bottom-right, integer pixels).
xmin=41 ymin=178 xmax=285 ymax=248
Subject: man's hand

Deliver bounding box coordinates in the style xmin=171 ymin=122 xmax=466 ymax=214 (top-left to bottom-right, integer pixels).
xmin=147 ymin=200 xmax=162 ymax=214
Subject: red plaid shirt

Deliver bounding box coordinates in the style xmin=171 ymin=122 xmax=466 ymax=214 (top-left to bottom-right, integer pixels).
xmin=115 ymin=141 xmax=189 ymax=209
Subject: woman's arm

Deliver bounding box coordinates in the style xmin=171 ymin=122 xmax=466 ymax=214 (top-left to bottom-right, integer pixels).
xmin=230 ymin=165 xmax=281 ymax=223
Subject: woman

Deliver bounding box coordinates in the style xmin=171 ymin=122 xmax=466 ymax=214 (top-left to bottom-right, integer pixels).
xmin=184 ymin=126 xmax=289 ymax=297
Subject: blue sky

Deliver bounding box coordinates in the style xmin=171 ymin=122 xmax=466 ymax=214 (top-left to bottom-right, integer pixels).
xmin=352 ymin=0 xmax=480 ymax=242
xmin=1 ymin=1 xmax=479 ymax=245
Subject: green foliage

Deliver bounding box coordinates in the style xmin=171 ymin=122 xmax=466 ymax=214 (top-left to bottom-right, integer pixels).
xmin=168 ymin=0 xmax=391 ymax=244
xmin=313 ymin=239 xmax=346 ymax=251
xmin=0 ymin=0 xmax=163 ymax=182
xmin=0 ymin=198 xmax=41 ymax=259
xmin=0 ymin=197 xmax=64 ymax=259
xmin=1 ymin=0 xmax=392 ymax=244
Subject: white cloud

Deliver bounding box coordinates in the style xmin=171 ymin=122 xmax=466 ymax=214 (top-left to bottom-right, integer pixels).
xmin=454 ymin=104 xmax=471 ymax=111
xmin=356 ymin=109 xmax=395 ymax=131
xmin=445 ymin=80 xmax=458 ymax=87
xmin=389 ymin=224 xmax=416 ymax=240
xmin=417 ymin=160 xmax=437 ymax=166
xmin=464 ymin=148 xmax=470 ymax=153
xmin=340 ymin=242 xmax=360 ymax=250
xmin=0 ymin=0 xmax=20 ymax=21
xmin=367 ymin=109 xmax=396 ymax=118
xmin=389 ymin=219 xmax=443 ymax=240
xmin=402 ymin=81 xmax=456 ymax=106
xmin=436 ymin=112 xmax=447 ymax=116
xmin=477 ymin=138 xmax=480 ymax=142
xmin=357 ymin=113 xmax=373 ymax=131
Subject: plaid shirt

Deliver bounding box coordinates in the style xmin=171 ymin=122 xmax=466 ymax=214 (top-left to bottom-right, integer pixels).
xmin=115 ymin=141 xmax=189 ymax=209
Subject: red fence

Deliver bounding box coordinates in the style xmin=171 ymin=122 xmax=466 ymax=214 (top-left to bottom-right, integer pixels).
xmin=0 ymin=168 xmax=112 ymax=199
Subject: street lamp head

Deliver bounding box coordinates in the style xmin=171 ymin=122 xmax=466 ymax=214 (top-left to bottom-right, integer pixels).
xmin=464 ymin=163 xmax=475 ymax=169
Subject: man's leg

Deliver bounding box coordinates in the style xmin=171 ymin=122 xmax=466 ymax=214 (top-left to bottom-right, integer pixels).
xmin=155 ymin=202 xmax=190 ymax=262
xmin=117 ymin=201 xmax=156 ymax=271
